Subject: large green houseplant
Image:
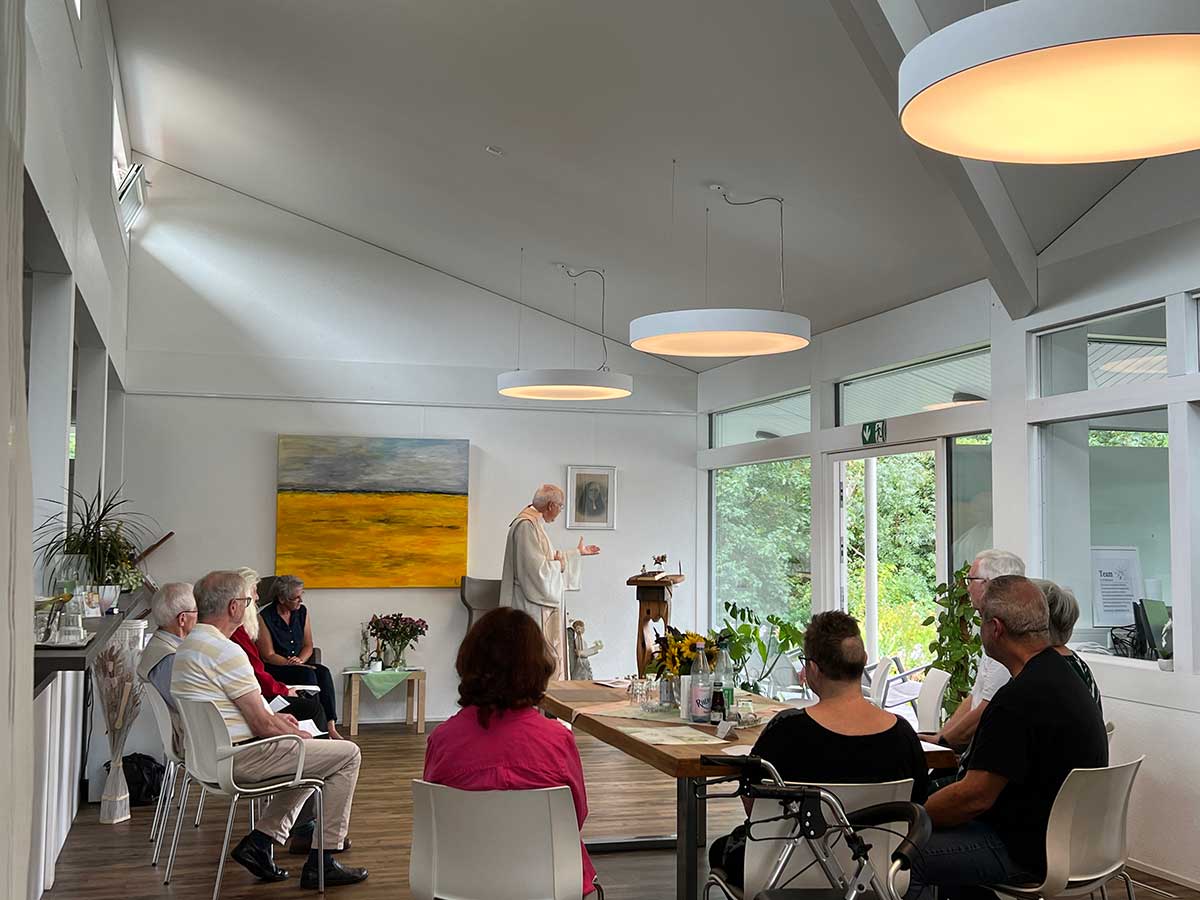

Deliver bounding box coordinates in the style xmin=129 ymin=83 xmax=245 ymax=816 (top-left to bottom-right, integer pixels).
xmin=34 ymin=486 xmax=153 ymax=593
xmin=922 ymin=562 xmax=980 ymax=720
xmin=712 ymin=601 xmax=804 ymax=693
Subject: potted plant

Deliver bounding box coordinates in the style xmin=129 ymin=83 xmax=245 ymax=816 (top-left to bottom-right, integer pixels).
xmin=34 ymin=486 xmax=153 ymax=611
xmin=367 ymin=613 xmax=429 ymax=669
xmin=711 ymin=601 xmax=804 ymax=695
xmin=921 ymin=562 xmax=980 ymax=720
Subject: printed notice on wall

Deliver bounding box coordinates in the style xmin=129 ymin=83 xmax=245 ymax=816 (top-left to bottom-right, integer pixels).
xmin=1091 ymin=546 xmax=1142 ymax=628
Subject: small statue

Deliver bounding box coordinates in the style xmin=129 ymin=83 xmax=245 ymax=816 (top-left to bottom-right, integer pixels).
xmin=567 ymin=619 xmax=604 ymax=680
xmin=359 ymin=622 xmax=373 ymax=668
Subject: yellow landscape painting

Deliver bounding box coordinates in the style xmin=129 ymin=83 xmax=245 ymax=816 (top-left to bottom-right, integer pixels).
xmin=275 ymin=435 xmax=469 ymax=588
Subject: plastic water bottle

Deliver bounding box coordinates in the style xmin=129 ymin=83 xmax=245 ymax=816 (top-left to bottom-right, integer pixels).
xmin=691 ymin=641 xmax=712 ymax=723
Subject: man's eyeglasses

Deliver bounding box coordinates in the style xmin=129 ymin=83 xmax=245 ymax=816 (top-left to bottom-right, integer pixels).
xmin=964 ymin=576 xmax=989 ymax=584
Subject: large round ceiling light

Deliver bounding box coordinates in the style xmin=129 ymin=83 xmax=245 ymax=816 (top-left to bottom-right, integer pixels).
xmin=899 ymin=0 xmax=1200 ymax=165
xmin=630 ymin=308 xmax=810 ymax=358
xmin=497 ymin=368 xmax=633 ymax=401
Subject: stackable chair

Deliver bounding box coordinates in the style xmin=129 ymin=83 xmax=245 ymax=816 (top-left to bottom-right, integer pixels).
xmin=164 ymin=699 xmax=328 ymax=897
xmin=410 ymin=780 xmax=604 ymax=899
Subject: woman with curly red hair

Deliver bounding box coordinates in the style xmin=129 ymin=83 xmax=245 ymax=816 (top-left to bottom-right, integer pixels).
xmin=423 ymin=607 xmax=598 ymax=896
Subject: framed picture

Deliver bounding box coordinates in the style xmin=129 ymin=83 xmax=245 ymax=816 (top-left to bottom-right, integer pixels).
xmin=566 ymin=465 xmax=616 ymax=530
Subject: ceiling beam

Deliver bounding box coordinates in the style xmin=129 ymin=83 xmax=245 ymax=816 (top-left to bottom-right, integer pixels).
xmin=831 ymin=0 xmax=1038 ymax=320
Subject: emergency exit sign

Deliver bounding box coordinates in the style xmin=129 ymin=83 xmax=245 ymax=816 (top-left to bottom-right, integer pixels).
xmin=861 ymin=420 xmax=887 ymax=445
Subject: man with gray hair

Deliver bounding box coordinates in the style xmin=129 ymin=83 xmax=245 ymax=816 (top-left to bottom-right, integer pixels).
xmin=926 ymin=549 xmax=1025 ymax=748
xmin=499 ymin=484 xmax=600 ymax=679
xmin=171 ymin=571 xmax=367 ymax=888
xmin=907 ymin=576 xmax=1108 ymax=898
xmin=137 ymin=582 xmax=197 ymax=713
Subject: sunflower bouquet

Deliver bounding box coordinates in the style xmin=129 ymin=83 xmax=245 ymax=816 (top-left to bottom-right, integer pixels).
xmin=649 ymin=625 xmax=718 ymax=676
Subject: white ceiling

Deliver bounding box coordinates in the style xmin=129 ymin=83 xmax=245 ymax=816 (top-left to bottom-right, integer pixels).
xmin=109 ymin=1 xmax=1001 ymax=373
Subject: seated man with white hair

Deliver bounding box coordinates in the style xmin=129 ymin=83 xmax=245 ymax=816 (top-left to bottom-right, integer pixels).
xmin=171 ymin=570 xmax=367 ymax=888
xmin=137 ymin=582 xmax=197 ymax=759
xmin=925 ymin=549 xmax=1025 ymax=750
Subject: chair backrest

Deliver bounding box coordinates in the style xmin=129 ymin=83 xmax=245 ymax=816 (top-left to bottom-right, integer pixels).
xmin=1041 ymin=757 xmax=1144 ymax=894
xmin=175 ymin=698 xmax=237 ymax=792
xmin=460 ymin=577 xmax=502 ymax=631
xmin=915 ymin=668 xmax=952 ymax=733
xmin=410 ymin=780 xmax=582 ymax=900
xmin=868 ymin=657 xmax=898 ymax=706
xmin=743 ymin=779 xmax=914 ymax=900
xmin=141 ymin=679 xmax=183 ymax=765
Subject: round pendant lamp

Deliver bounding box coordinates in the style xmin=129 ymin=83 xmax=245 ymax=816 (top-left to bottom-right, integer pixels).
xmin=497 ymin=264 xmax=634 ymax=401
xmin=630 ymin=190 xmax=811 ymax=358
xmin=899 ymin=0 xmax=1200 ymax=165
xmin=497 ymin=367 xmax=633 ymax=400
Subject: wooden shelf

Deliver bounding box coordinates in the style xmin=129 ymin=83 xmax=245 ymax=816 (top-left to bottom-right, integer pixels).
xmin=33 ymin=595 xmax=151 ymax=698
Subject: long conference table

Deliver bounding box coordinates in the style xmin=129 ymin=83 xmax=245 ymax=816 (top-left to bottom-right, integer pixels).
xmin=540 ymin=680 xmax=956 ymax=900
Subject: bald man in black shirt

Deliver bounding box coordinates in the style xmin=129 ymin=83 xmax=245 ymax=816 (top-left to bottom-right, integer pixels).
xmin=906 ymin=576 xmax=1108 ymax=900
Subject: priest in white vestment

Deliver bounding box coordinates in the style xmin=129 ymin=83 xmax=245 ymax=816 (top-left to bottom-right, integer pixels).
xmin=500 ymin=484 xmax=600 ymax=679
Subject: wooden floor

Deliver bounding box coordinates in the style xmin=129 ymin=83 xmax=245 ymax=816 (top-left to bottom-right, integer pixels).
xmin=47 ymin=723 xmax=1194 ymax=900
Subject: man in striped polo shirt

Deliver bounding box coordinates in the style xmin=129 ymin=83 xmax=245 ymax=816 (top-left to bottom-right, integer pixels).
xmin=171 ymin=570 xmax=368 ymax=889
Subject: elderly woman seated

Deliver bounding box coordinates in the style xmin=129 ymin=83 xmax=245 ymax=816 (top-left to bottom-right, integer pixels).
xmin=255 ymin=574 xmax=343 ymax=739
xmin=1033 ymin=578 xmax=1102 ymax=713
xmin=709 ymin=611 xmax=929 ymax=890
xmin=423 ymin=607 xmax=599 ymax=897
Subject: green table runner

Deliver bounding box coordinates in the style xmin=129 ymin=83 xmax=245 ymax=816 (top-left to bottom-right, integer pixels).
xmin=358 ymin=669 xmax=418 ymax=700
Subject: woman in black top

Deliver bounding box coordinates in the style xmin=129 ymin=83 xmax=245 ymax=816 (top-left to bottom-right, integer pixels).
xmin=255 ymin=574 xmax=343 ymax=739
xmin=710 ymin=611 xmax=929 ymax=887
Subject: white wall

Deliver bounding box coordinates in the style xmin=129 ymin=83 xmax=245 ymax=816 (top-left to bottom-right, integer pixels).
xmin=122 ymin=394 xmax=699 ymax=722
xmin=121 ymin=156 xmax=702 ymax=724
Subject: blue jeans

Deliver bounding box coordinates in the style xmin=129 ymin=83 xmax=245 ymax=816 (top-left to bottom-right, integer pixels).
xmin=904 ymin=822 xmax=1037 ymax=900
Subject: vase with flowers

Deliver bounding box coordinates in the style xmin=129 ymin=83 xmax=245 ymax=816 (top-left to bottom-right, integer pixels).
xmin=649 ymin=626 xmax=718 ymax=710
xmin=367 ymin=613 xmax=429 ymax=670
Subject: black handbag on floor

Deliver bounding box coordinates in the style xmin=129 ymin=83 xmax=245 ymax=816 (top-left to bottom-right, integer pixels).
xmin=105 ymin=752 xmax=165 ymax=806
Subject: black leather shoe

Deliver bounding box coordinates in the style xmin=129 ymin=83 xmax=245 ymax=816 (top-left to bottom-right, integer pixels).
xmin=300 ymin=857 xmax=368 ymax=889
xmin=289 ymin=834 xmax=352 ymax=855
xmin=231 ymin=834 xmax=289 ymax=882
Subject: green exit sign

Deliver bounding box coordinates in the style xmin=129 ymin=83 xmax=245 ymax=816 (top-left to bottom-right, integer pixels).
xmin=861 ymin=420 xmax=887 ymax=445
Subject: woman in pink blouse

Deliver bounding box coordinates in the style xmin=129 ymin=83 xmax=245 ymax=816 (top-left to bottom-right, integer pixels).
xmin=423 ymin=607 xmax=597 ymax=896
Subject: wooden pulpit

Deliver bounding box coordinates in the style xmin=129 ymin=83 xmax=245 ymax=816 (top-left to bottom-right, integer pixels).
xmin=628 ymin=572 xmax=685 ymax=676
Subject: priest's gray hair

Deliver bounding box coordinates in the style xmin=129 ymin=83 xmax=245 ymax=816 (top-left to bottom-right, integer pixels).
xmin=151 ymin=582 xmax=196 ymax=627
xmin=974 ymin=549 xmax=1025 ymax=580
xmin=531 ymin=484 xmax=565 ymax=511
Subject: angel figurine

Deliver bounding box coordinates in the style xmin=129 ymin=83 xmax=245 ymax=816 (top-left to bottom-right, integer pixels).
xmin=567 ymin=619 xmax=604 ymax=680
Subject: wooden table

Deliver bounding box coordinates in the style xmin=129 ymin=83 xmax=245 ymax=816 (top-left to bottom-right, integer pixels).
xmin=342 ymin=669 xmax=426 ymax=736
xmin=541 ymin=680 xmax=955 ymax=900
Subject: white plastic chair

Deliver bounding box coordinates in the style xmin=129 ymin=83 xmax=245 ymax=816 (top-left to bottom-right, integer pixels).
xmin=141 ymin=682 xmax=184 ymax=865
xmin=410 ymin=780 xmax=602 ymax=900
xmin=865 ymin=656 xmax=902 ymax=706
xmin=914 ymin=668 xmax=952 ymax=733
xmin=989 ymin=757 xmax=1144 ymax=900
xmin=163 ymin=699 xmax=327 ymax=898
xmin=706 ymin=779 xmax=914 ymax=900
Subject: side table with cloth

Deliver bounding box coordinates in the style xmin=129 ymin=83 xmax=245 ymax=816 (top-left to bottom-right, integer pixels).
xmin=342 ymin=669 xmax=426 ymax=736
xmin=259 ymin=603 xmax=339 ymax=727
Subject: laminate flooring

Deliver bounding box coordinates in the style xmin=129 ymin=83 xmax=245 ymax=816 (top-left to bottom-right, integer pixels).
xmin=45 ymin=723 xmax=1194 ymax=900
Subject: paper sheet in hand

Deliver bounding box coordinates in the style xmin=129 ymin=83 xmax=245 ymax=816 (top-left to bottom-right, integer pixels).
xmin=618 ymin=726 xmax=726 ymax=745
xmin=298 ymin=719 xmax=326 ymax=737
xmin=921 ymin=740 xmax=951 ymax=755
xmin=287 ymin=685 xmax=321 ymax=693
xmin=269 ymin=695 xmax=290 ymax=712
xmin=721 ymin=744 xmax=754 ymax=756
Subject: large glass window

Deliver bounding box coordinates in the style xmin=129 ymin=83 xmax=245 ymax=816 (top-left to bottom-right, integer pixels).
xmin=1042 ymin=409 xmax=1170 ymax=637
xmin=949 ymin=433 xmax=993 ymax=573
xmin=1039 ymin=304 xmax=1167 ymax=397
xmin=840 ymin=451 xmax=937 ymax=667
xmin=712 ymin=392 xmax=811 ymax=448
xmin=712 ymin=459 xmax=811 ymax=626
xmin=838 ymin=348 xmax=990 ymax=426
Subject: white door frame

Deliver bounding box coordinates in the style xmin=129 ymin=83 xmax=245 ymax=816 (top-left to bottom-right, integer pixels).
xmin=818 ymin=440 xmax=949 ymax=655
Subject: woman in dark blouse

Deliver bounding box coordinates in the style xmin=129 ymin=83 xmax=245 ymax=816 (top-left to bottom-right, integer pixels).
xmin=255 ymin=574 xmax=343 ymax=738
xmin=710 ymin=611 xmax=929 ymax=888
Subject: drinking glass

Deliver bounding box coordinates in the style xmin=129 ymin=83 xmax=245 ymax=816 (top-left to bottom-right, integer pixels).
xmin=640 ymin=678 xmax=661 ymax=712
xmin=735 ymin=699 xmax=756 ymax=724
xmin=629 ymin=677 xmax=649 ymax=707
xmin=59 ymin=612 xmax=85 ymax=644
xmin=34 ymin=611 xmax=52 ymax=643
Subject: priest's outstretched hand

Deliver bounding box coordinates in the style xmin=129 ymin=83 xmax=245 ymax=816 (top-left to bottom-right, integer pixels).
xmin=578 ymin=537 xmax=601 ymax=556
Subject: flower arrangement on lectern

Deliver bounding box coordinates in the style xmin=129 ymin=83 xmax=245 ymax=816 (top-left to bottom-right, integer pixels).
xmin=368 ymin=613 xmax=428 ymax=670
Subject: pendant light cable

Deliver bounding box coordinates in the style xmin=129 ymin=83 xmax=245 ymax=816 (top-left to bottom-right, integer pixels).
xmin=516 ymin=246 xmax=525 ymax=369
xmin=563 ymin=266 xmax=609 ymax=370
xmin=704 ymin=206 xmax=710 ymax=308
xmin=720 ymin=192 xmax=786 ymax=311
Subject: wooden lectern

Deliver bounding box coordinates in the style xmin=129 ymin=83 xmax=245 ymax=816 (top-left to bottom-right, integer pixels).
xmin=628 ymin=572 xmax=685 ymax=676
